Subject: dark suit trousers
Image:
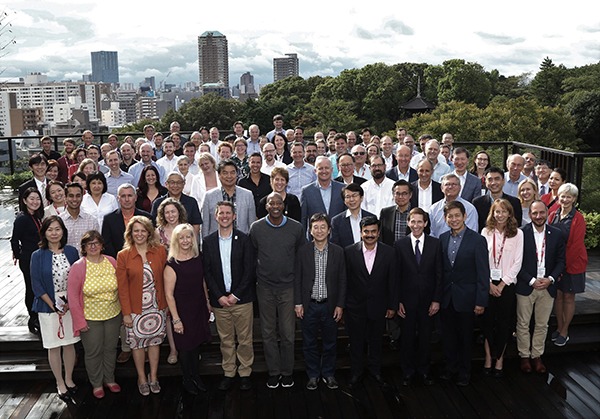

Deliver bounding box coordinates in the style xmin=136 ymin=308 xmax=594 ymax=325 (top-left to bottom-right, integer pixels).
xmin=345 ymin=309 xmax=386 ymax=377
xmin=441 ymin=302 xmax=475 ymax=379
xmin=400 ymin=305 xmax=434 ymax=376
xmin=482 ymin=284 xmax=516 ymax=359
xmin=301 ymin=301 xmax=338 ymax=379
xmin=19 ymin=257 xmax=36 ymax=319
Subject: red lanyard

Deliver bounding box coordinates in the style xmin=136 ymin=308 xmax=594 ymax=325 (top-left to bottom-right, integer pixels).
xmin=30 ymin=214 xmax=42 ymax=235
xmin=535 ymin=232 xmax=546 ymax=266
xmin=492 ymin=230 xmax=507 ymax=269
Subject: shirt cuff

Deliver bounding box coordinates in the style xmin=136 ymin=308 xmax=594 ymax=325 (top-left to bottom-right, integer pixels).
xmin=529 ymin=277 xmax=536 ymax=286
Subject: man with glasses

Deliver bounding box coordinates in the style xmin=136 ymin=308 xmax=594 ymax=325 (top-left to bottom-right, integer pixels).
xmin=334 ymin=153 xmax=366 ymax=185
xmin=330 ymin=183 xmax=375 ymax=248
xmin=151 ymin=172 xmax=202 ymax=236
xmin=260 ymin=142 xmax=285 ymax=176
xmin=361 ymin=156 xmax=395 ymax=216
xmin=351 ymin=145 xmax=372 ymax=180
xmin=380 ymin=180 xmax=413 ymax=246
xmin=428 ymin=174 xmax=478 ymax=238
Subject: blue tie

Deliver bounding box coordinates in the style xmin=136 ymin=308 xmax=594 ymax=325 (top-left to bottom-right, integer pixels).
xmin=415 ymin=239 xmax=421 ymax=265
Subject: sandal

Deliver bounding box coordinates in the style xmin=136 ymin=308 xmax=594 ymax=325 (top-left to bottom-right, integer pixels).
xmin=148 ymin=374 xmax=161 ymax=394
xmin=138 ymin=381 xmax=150 ymax=396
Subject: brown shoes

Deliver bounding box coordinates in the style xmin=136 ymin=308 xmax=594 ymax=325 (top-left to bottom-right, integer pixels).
xmin=532 ymin=357 xmax=547 ymax=374
xmin=520 ymin=358 xmax=532 ymax=373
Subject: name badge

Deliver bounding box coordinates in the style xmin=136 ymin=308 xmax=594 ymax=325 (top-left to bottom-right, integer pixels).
xmin=537 ymin=265 xmax=545 ymax=278
xmin=491 ymin=268 xmax=502 ymax=281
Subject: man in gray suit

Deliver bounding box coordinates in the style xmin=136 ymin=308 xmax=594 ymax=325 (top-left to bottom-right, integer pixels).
xmin=300 ymin=156 xmax=346 ymax=235
xmin=202 ymin=159 xmax=256 ymax=237
xmin=452 ymin=147 xmax=482 ymax=203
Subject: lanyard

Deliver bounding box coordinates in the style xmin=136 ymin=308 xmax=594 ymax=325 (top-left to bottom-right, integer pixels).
xmin=492 ymin=230 xmax=507 ymax=269
xmin=536 ymin=232 xmax=546 ymax=267
xmin=30 ymin=214 xmax=42 ymax=235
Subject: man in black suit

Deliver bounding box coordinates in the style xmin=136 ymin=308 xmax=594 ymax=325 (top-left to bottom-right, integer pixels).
xmin=386 ymin=145 xmax=418 ymax=182
xmin=19 ymin=153 xmax=49 ymax=208
xmin=345 ymin=216 xmax=397 ymax=388
xmin=380 ymin=179 xmax=412 ymax=246
xmin=439 ymin=201 xmax=489 ymax=386
xmin=334 ymin=153 xmax=367 ymax=185
xmin=294 ymin=213 xmax=346 ymax=390
xmin=203 ymin=201 xmax=256 ymax=391
xmin=395 ymin=208 xmax=442 ymax=386
xmin=330 ymin=183 xmax=375 ymax=248
xmin=409 ymin=159 xmax=444 ymax=212
xmin=516 ymin=200 xmax=565 ymax=374
xmin=473 ymin=167 xmax=523 ymax=232
xmin=452 ymin=147 xmax=482 ymax=203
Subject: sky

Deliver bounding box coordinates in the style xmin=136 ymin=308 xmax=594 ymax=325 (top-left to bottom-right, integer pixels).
xmin=0 ymin=0 xmax=599 ymax=89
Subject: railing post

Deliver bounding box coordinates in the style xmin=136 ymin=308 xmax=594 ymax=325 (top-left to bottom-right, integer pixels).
xmin=7 ymin=138 xmax=15 ymax=175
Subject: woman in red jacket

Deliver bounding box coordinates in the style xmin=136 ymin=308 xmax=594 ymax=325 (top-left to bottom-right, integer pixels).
xmin=548 ymin=183 xmax=587 ymax=347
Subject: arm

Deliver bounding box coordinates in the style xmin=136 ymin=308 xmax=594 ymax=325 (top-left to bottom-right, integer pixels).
xmin=67 ymin=260 xmax=88 ymax=333
xmin=294 ymin=246 xmax=304 ymax=319
xmin=116 ymin=250 xmax=132 ymax=317
xmin=102 ymin=216 xmax=117 ymax=258
xmin=503 ymin=230 xmax=524 ymax=285
xmin=202 ymin=239 xmax=226 ymax=307
xmin=229 ymin=235 xmax=255 ymax=304
xmin=474 ymin=235 xmax=490 ymax=313
xmin=334 ymin=246 xmax=347 ymax=322
xmin=201 ymin=196 xmax=211 ymax=238
xmin=164 ymin=265 xmax=184 ymax=334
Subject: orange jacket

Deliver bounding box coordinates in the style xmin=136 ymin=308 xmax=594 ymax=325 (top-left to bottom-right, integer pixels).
xmin=116 ymin=245 xmax=168 ymax=315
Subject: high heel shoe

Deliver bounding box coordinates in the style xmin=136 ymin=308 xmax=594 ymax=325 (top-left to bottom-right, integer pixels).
xmin=57 ymin=389 xmax=74 ymax=404
xmin=66 ymin=384 xmax=78 ymax=396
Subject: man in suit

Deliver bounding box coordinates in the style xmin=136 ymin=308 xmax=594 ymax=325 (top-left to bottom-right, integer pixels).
xmin=409 ymin=159 xmax=444 ymax=212
xmin=516 ymin=200 xmax=565 ymax=374
xmin=203 ymin=201 xmax=256 ymax=391
xmin=473 ymin=167 xmax=523 ymax=232
xmin=300 ymin=156 xmax=346 ymax=235
xmin=386 ymin=145 xmax=418 ymax=183
xmin=395 ymin=208 xmax=442 ymax=386
xmin=202 ymin=159 xmax=256 ymax=237
xmin=294 ymin=213 xmax=346 ymax=390
xmin=19 ymin=153 xmax=49 ymax=208
xmin=452 ymin=147 xmax=481 ymax=203
xmin=334 ymin=153 xmax=367 ymax=185
xmin=380 ymin=179 xmax=412 ymax=246
xmin=330 ymin=183 xmax=375 ymax=248
xmin=345 ymin=216 xmax=397 ymax=388
xmin=439 ymin=201 xmax=489 ymax=386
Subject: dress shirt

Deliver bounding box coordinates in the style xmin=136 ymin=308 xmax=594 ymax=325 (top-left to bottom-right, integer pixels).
xmin=156 ymin=155 xmax=179 ymax=175
xmin=531 ymin=226 xmax=547 ymax=284
xmin=503 ymin=172 xmax=526 ymax=197
xmin=218 ymin=230 xmax=233 ymax=292
xmin=431 ymin=161 xmax=452 ymax=183
xmin=80 ymin=193 xmax=119 ymax=231
xmin=311 ymin=245 xmax=328 ymax=300
xmin=287 ymin=162 xmax=316 ymax=200
xmin=361 ymin=177 xmax=395 ymax=216
xmin=538 ymin=182 xmax=549 ymax=196
xmin=417 ymin=182 xmax=433 ymax=212
xmin=447 ymin=228 xmax=466 ymax=266
xmin=383 ymin=154 xmax=395 ymax=171
xmin=208 ymin=141 xmax=221 ymax=161
xmin=317 ymin=181 xmax=333 ymax=214
xmin=354 ymin=164 xmax=372 ymax=180
xmin=60 ymin=210 xmax=100 ymax=251
xmin=105 ymin=170 xmax=134 ymax=196
xmin=394 ymin=205 xmax=411 ymax=242
xmin=128 ymin=161 xmax=166 ymax=188
xmin=260 ymin=160 xmax=285 ymax=176
xmin=362 ymin=243 xmax=377 ymax=274
xmin=409 ymin=153 xmax=445 ymax=169
xmin=410 ymin=233 xmax=424 ymax=256
xmin=428 ymin=197 xmax=479 ymax=238
xmin=346 ymin=209 xmax=363 ymax=244
xmin=482 ymin=228 xmax=524 ymax=285
xmin=454 ymin=171 xmax=467 ymax=195
xmin=395 ymin=167 xmax=412 ymax=182
xmin=247 ymin=139 xmax=261 ymax=155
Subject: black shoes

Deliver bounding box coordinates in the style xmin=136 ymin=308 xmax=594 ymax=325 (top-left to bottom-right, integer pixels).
xmin=239 ymin=377 xmax=252 ymax=391
xmin=348 ymin=375 xmax=362 ymax=389
xmin=266 ymin=375 xmax=280 ymax=389
xmin=281 ymin=375 xmax=294 ymax=388
xmin=306 ymin=377 xmax=318 ymax=390
xmin=218 ymin=377 xmax=234 ymax=391
xmin=28 ymin=318 xmax=40 ymax=335
xmin=322 ymin=376 xmax=339 ymax=389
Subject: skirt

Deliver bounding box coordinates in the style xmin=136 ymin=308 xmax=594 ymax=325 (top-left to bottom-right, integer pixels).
xmin=38 ymin=292 xmax=81 ymax=349
xmin=557 ymin=272 xmax=586 ymax=294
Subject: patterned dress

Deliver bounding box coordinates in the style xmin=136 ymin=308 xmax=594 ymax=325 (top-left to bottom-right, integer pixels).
xmin=126 ymin=261 xmax=167 ymax=349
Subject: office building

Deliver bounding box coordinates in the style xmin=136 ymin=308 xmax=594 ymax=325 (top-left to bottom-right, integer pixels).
xmin=91 ymin=51 xmax=119 ymax=84
xmin=198 ymin=31 xmax=229 ymax=97
xmin=273 ymin=53 xmax=299 ymax=82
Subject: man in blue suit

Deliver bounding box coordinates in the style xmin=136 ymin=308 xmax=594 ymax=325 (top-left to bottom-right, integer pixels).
xmin=330 ymin=183 xmax=375 ymax=248
xmin=300 ymin=156 xmax=346 ymax=236
xmin=439 ymin=200 xmax=489 ymax=386
xmin=452 ymin=147 xmax=482 ymax=203
xmin=385 ymin=145 xmax=418 ymax=183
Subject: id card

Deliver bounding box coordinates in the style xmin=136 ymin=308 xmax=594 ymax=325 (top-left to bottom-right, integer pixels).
xmin=537 ymin=265 xmax=545 ymax=278
xmin=491 ymin=268 xmax=502 ymax=281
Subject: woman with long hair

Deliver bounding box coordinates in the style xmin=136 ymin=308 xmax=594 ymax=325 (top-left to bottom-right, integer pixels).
xmin=30 ymin=216 xmax=80 ymax=402
xmin=470 ymin=150 xmax=491 ymax=195
xmin=273 ymin=132 xmax=292 ymax=164
xmin=517 ymin=178 xmax=539 ymax=225
xmin=481 ymin=199 xmax=523 ymax=377
xmin=135 ymin=166 xmax=167 ymax=213
xmin=46 ymin=160 xmax=60 ymax=181
xmin=541 ymin=168 xmax=567 ymax=213
xmin=117 ymin=216 xmax=168 ymax=396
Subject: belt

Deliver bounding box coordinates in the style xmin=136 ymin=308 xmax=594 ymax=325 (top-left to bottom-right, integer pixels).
xmin=310 ymin=298 xmax=328 ymax=304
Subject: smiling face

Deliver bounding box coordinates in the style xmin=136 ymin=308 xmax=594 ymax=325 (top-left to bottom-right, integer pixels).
xmin=519 ymin=182 xmax=535 ymax=203
xmin=558 ymin=191 xmax=575 ymax=211
xmin=360 ymin=223 xmax=379 ymax=247
xmin=444 ymin=207 xmax=465 ymax=233
xmin=24 ymin=192 xmax=42 ymax=213
xmin=310 ymin=219 xmax=330 ymax=243
xmin=493 ymin=203 xmax=510 ymax=226
xmin=216 ymin=204 xmax=236 ymax=230
xmin=132 ymin=222 xmax=149 ymax=246
xmin=163 ymin=204 xmax=180 ymax=226
xmin=266 ymin=194 xmax=284 ymax=221
xmin=48 ymin=184 xmax=65 ymax=205
xmin=144 ymin=169 xmax=157 ymax=186
xmin=219 ymin=164 xmax=238 ymax=188
xmin=65 ymin=186 xmax=83 ymax=210
xmin=177 ymin=229 xmax=194 ymax=252
xmin=548 ymin=171 xmax=564 ymax=192
xmin=89 ymin=179 xmax=104 ymax=196
xmin=408 ymin=213 xmax=427 ymax=237
xmin=45 ymin=220 xmax=64 ymax=246
xmin=271 ymin=174 xmax=287 ymax=194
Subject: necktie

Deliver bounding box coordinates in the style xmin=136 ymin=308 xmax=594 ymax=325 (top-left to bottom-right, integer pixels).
xmin=540 ymin=185 xmax=546 ymax=195
xmin=41 ymin=182 xmax=48 ymax=207
xmin=415 ymin=239 xmax=421 ymax=265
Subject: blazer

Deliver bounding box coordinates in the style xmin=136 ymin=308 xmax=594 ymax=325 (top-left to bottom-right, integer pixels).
xmin=379 ymin=205 xmax=411 ymax=246
xmin=201 ymin=186 xmax=256 ymax=237
xmin=203 ymin=229 xmax=255 ymax=307
xmin=300 ymin=181 xmax=347 ymax=233
xmin=294 ymin=242 xmax=347 ymax=313
xmin=151 ymin=193 xmax=203 ymax=227
xmin=385 ymin=167 xmax=418 ymax=183
xmin=334 ymin=175 xmax=367 ymax=185
xmin=19 ymin=178 xmax=47 ymax=206
xmin=30 ymin=246 xmax=80 ymax=313
xmin=344 ymin=242 xmax=397 ymax=320
xmin=516 ymin=223 xmax=565 ymax=298
xmin=102 ymin=208 xmax=153 ymax=258
xmin=395 ymin=234 xmax=443 ymax=311
xmin=409 ymin=180 xmax=444 ymax=209
xmin=440 ymin=227 xmax=490 ymax=312
xmin=330 ymin=209 xmax=375 ymax=248
xmin=116 ymin=245 xmax=168 ymax=315
xmin=459 ymin=172 xmax=483 ymax=203
xmin=548 ymin=209 xmax=588 ymax=274
xmin=472 ymin=193 xmax=523 ymax=232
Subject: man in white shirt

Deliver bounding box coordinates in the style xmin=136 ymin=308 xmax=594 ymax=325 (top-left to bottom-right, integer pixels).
xmin=380 ymin=136 xmax=396 ymax=171
xmin=208 ymin=127 xmax=222 ymax=160
xmin=260 ymin=142 xmax=285 ymax=176
xmin=424 ymin=140 xmax=451 ymax=183
xmin=361 ymin=155 xmax=395 ymax=216
xmin=330 ymin=183 xmax=375 ymax=248
xmin=428 ymin=173 xmax=478 ymax=238
xmin=287 ymin=142 xmax=316 ymax=200
xmin=409 ymin=136 xmax=445 ymax=169
xmin=246 ymin=124 xmax=262 ymax=156
xmin=351 ymin=144 xmax=372 ymax=180
xmin=104 ymin=150 xmax=134 ymax=196
xmin=156 ymin=139 xmax=178 ymax=175
xmin=503 ymin=154 xmax=526 ymax=197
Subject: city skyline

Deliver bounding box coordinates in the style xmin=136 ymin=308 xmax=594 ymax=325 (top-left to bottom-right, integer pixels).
xmin=0 ymin=1 xmax=598 ymax=88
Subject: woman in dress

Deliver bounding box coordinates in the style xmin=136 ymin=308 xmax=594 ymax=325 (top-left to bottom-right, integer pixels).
xmin=67 ymin=230 xmax=121 ymax=399
xmin=548 ymin=183 xmax=588 ymax=347
xmin=135 ymin=166 xmax=167 ymax=213
xmin=481 ymin=199 xmax=523 ymax=377
xmin=117 ymin=216 xmax=168 ymax=396
xmin=81 ymin=172 xmax=118 ymax=230
xmin=190 ymin=152 xmax=221 ymax=210
xmin=44 ymin=180 xmax=66 ymax=219
xmin=541 ymin=168 xmax=567 ymax=213
xmin=470 ymin=150 xmax=491 ymax=194
xmin=257 ymin=167 xmax=301 ymax=222
xmin=30 ymin=216 xmax=80 ymax=402
xmin=273 ymin=133 xmax=292 ymax=164
xmin=517 ymin=178 xmax=539 ymax=225
xmin=164 ymin=224 xmax=211 ymax=394
xmin=11 ymin=187 xmax=44 ymax=334
xmin=46 ymin=160 xmax=60 ymax=181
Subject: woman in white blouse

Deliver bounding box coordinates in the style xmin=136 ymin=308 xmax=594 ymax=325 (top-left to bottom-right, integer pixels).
xmin=189 ymin=153 xmax=220 ymax=210
xmin=481 ymin=199 xmax=523 ymax=377
xmin=175 ymin=156 xmax=194 ymax=196
xmin=81 ymin=172 xmax=118 ymax=231
xmin=44 ymin=180 xmax=67 ymax=219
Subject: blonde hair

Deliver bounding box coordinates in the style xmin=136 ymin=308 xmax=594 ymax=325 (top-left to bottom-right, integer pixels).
xmin=78 ymin=158 xmax=97 ymax=173
xmin=167 ymin=224 xmax=199 ymax=261
xmin=123 ymin=215 xmax=160 ymax=249
xmin=517 ymin=178 xmax=539 ymax=205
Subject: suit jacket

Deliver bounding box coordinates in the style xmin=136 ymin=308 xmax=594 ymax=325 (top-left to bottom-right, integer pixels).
xmin=409 ymin=180 xmax=444 ymax=209
xmin=102 ymin=208 xmax=153 ymax=258
xmin=201 ymin=186 xmax=256 ymax=237
xmin=203 ymin=229 xmax=255 ymax=307
xmin=459 ymin=172 xmax=483 ymax=203
xmin=440 ymin=227 xmax=490 ymax=312
xmin=395 ymin=235 xmax=443 ymax=311
xmin=294 ymin=242 xmax=347 ymax=313
xmin=334 ymin=175 xmax=367 ymax=185
xmin=472 ymin=193 xmax=523 ymax=232
xmin=516 ymin=223 xmax=565 ymax=298
xmin=344 ymin=242 xmax=397 ymax=320
xmin=385 ymin=167 xmax=418 ymax=183
xmin=19 ymin=178 xmax=46 ymax=205
xmin=151 ymin=193 xmax=203 ymax=226
xmin=330 ymin=209 xmax=375 ymax=248
xmin=300 ymin=181 xmax=347 ymax=233
xmin=380 ymin=205 xmax=411 ymax=246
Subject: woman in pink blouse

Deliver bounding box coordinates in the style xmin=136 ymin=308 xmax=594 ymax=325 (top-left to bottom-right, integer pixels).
xmin=481 ymin=199 xmax=523 ymax=377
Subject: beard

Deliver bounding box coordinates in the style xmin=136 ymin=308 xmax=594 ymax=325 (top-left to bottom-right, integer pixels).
xmin=373 ymin=170 xmax=385 ymax=180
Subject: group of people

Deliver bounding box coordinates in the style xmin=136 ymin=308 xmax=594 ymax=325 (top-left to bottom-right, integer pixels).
xmin=9 ymin=121 xmax=587 ymax=401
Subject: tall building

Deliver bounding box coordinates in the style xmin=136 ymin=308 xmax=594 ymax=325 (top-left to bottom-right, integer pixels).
xmin=273 ymin=53 xmax=299 ymax=82
xmin=197 ymin=31 xmax=229 ymax=97
xmin=91 ymin=51 xmax=119 ymax=84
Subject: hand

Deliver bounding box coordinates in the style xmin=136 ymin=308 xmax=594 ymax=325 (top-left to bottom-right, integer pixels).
xmin=397 ymin=303 xmax=406 ymax=318
xmin=13 ymin=257 xmax=18 ymax=266
xmin=385 ymin=309 xmax=395 ymax=319
xmin=534 ymin=278 xmax=551 ymax=290
xmin=295 ymin=305 xmax=304 ymax=319
xmin=428 ymin=302 xmax=440 ymax=317
xmin=62 ymin=303 xmax=69 ymax=313
xmin=474 ymin=305 xmax=485 ymax=315
xmin=489 ymin=283 xmax=502 ymax=298
xmin=174 ymin=322 xmax=184 ymax=334
xmin=123 ymin=314 xmax=133 ymax=328
xmin=226 ymin=294 xmax=238 ymax=306
xmin=333 ymin=307 xmax=343 ymax=322
xmin=218 ymin=296 xmax=231 ymax=307
xmin=80 ymin=326 xmax=89 ymax=333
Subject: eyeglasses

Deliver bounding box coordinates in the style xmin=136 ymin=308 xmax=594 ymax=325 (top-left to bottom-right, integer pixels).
xmin=394 ymin=192 xmax=410 ymax=197
xmin=353 ymin=152 xmax=366 ymax=156
xmin=168 ymin=181 xmax=184 ymax=185
xmin=344 ymin=193 xmax=361 ymax=200
xmin=86 ymin=241 xmax=101 ymax=248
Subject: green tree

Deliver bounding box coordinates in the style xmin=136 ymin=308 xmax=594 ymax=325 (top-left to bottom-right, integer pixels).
xmin=565 ymin=90 xmax=600 ymax=148
xmin=177 ymin=94 xmax=243 ymax=130
xmin=530 ymin=57 xmax=567 ymax=106
xmin=436 ymin=59 xmax=492 ymax=107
